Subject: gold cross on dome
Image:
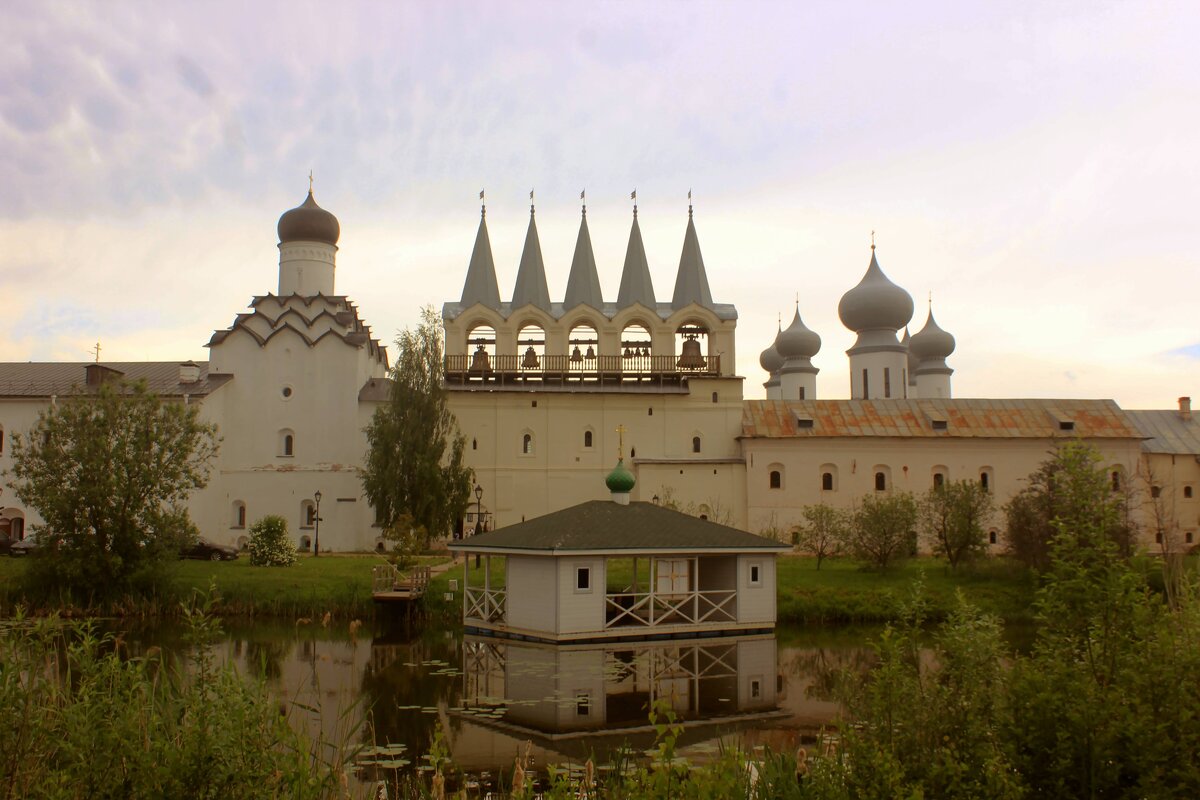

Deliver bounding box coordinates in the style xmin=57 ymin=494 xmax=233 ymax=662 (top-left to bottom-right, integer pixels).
xmin=308 ymin=170 xmax=314 ymax=192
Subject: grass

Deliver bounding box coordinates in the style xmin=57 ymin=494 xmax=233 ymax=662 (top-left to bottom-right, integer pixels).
xmin=0 ymin=553 xmax=452 ymax=619
xmin=776 ymin=554 xmax=1039 ymax=624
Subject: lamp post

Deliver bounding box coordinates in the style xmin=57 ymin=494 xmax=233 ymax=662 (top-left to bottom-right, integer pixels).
xmin=474 ymin=484 xmax=483 ymax=535
xmin=313 ymin=490 xmax=322 ymax=557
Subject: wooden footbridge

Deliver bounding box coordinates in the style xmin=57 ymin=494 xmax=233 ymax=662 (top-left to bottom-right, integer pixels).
xmin=372 ymin=564 xmax=433 ymax=604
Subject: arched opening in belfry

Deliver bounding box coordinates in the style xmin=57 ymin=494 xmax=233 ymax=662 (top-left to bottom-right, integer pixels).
xmin=674 ymin=321 xmax=710 ymax=371
xmin=567 ymin=323 xmax=599 ymax=376
xmin=621 ymin=323 xmax=652 ymax=373
xmin=517 ymin=323 xmax=545 ymax=373
xmin=466 ymin=324 xmax=497 ymax=373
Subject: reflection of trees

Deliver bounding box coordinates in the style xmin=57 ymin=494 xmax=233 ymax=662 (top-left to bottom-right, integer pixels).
xmin=243 ymin=637 xmax=292 ymax=680
xmin=357 ymin=629 xmax=463 ymax=772
xmin=781 ymin=647 xmax=877 ymax=702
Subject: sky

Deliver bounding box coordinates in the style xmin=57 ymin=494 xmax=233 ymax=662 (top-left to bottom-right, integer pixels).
xmin=1 ymin=1 xmax=1196 ymax=408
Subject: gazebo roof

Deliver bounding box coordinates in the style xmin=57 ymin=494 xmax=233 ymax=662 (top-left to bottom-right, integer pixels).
xmin=448 ymin=500 xmax=789 ymax=555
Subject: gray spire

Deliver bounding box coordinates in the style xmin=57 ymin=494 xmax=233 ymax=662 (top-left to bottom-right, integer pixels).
xmin=460 ymin=207 xmax=501 ymax=311
xmin=671 ymin=207 xmax=713 ymax=309
xmin=564 ymin=205 xmax=603 ymax=310
xmin=511 ymin=206 xmax=551 ymax=312
xmin=617 ymin=209 xmax=656 ymax=309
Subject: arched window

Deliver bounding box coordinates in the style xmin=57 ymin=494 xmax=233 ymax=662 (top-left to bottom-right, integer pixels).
xmin=819 ymin=463 xmax=838 ymax=492
xmin=466 ymin=324 xmax=497 ymax=375
xmin=621 ymin=323 xmax=653 ymax=372
xmin=299 ymin=535 xmax=312 ymax=551
xmin=875 ymin=472 xmax=887 ymax=491
xmin=989 ymin=530 xmax=998 ymax=545
xmin=692 ymin=436 xmax=701 ymax=454
xmin=301 ymin=500 xmax=316 ymax=529
xmin=522 ymin=433 xmax=533 ymax=455
xmin=1186 ymin=486 xmax=1194 ymax=499
xmin=517 ymin=323 xmax=545 ymax=371
xmin=279 ymin=429 xmax=295 ymax=457
xmin=769 ymin=470 xmax=782 ymax=489
xmin=567 ymin=323 xmax=599 ymax=377
xmin=873 ymin=465 xmax=892 ymax=492
xmin=1111 ymin=470 xmax=1122 ymax=492
xmin=711 ymin=391 xmax=718 ymax=404
xmin=231 ymin=501 xmax=246 ymax=529
xmin=980 ymin=467 xmax=994 ymax=493
xmin=236 ymin=535 xmax=249 ymax=550
xmin=583 ymin=430 xmax=593 ymax=448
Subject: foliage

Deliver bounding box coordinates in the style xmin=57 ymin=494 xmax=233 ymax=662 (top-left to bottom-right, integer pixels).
xmin=845 ymin=492 xmax=918 ymax=570
xmin=1004 ymin=442 xmax=1135 ymax=571
xmin=6 ymin=379 xmax=218 ymax=601
xmin=381 ymin=511 xmax=427 ymax=569
xmin=919 ymin=479 xmax=995 ymax=569
xmin=0 ymin=600 xmax=342 ymax=799
xmin=362 ymin=306 xmax=473 ymax=547
xmin=655 ymin=485 xmax=736 ymax=526
xmin=247 ymin=515 xmax=297 ymax=567
xmin=794 ymin=504 xmax=848 ymax=569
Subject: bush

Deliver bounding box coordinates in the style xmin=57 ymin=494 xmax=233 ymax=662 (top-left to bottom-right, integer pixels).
xmin=247 ymin=515 xmax=296 ymax=567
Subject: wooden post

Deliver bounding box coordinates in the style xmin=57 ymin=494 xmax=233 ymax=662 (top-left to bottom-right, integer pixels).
xmin=692 ymin=557 xmax=699 ymax=623
xmin=648 ymin=557 xmax=656 ymax=626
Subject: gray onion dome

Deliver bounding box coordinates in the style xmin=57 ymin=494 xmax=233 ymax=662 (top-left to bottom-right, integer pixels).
xmin=908 ymin=309 xmax=956 ymax=361
xmin=759 ymin=336 xmax=784 ymax=373
xmin=278 ymin=191 xmax=340 ymax=246
xmin=838 ymin=249 xmax=914 ymax=332
xmin=776 ymin=308 xmax=821 ymax=359
xmin=902 ymin=328 xmax=919 ymax=375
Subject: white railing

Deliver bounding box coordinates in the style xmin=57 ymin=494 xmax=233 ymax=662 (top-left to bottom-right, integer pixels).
xmin=604 ymin=589 xmax=736 ymax=629
xmin=464 ymin=586 xmax=507 ymax=624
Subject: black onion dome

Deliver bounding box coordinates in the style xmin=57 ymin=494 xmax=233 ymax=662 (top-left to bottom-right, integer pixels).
xmin=838 ymin=250 xmax=914 ymax=332
xmin=278 ymin=191 xmax=340 ymax=245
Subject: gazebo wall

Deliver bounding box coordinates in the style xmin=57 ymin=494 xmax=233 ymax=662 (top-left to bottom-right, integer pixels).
xmin=506 ymin=555 xmax=559 ymax=633
xmin=557 ymin=556 xmax=607 ymax=635
xmin=736 ymin=555 xmax=776 ymax=624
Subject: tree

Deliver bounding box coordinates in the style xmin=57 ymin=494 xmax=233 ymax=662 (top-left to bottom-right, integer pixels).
xmin=919 ymin=479 xmax=994 ymax=569
xmin=362 ymin=306 xmax=473 ymax=546
xmin=1004 ymin=442 xmax=1135 ymax=571
xmin=8 ymin=379 xmax=218 ymax=598
xmin=846 ymin=491 xmax=918 ymax=569
xmin=794 ymin=503 xmax=848 ymax=569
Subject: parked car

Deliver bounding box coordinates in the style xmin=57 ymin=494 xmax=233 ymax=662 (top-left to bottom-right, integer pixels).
xmin=180 ymin=537 xmax=239 ymax=561
xmin=8 ymin=537 xmax=38 ymax=557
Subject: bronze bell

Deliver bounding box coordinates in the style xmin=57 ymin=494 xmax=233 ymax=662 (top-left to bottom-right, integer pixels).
xmin=585 ymin=345 xmax=595 ymax=359
xmin=469 ymin=345 xmax=491 ymax=371
xmin=521 ymin=346 xmax=540 ymax=368
xmin=570 ymin=345 xmax=583 ymax=363
xmin=677 ymin=335 xmax=705 ymax=368
xmin=623 ymin=346 xmax=631 ymax=358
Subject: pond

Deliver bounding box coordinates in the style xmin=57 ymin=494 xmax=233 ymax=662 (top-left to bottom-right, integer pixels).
xmin=126 ymin=618 xmax=1025 ymax=791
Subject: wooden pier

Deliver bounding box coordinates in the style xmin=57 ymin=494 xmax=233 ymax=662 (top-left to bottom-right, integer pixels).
xmin=372 ymin=564 xmax=432 ymax=603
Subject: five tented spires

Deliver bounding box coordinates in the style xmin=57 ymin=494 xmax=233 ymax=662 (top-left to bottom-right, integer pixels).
xmin=459 ymin=191 xmax=716 ymax=315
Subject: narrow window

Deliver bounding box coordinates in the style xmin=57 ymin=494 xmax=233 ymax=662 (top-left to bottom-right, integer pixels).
xmin=631 ymin=447 xmax=636 ymax=458
xmin=531 ymin=400 xmax=537 ymax=408
xmin=283 ymin=434 xmax=294 ymax=457
xmin=1151 ymin=486 xmax=1162 ymax=499
xmin=749 ymin=563 xmax=762 ymax=586
xmin=584 ymin=430 xmax=593 ymax=448
xmin=1111 ymin=471 xmax=1121 ymax=492
xmin=769 ymin=470 xmax=781 ymax=489
xmin=875 ymin=471 xmax=887 ymax=491
xmin=989 ymin=530 xmax=997 ymax=545
xmin=304 ymin=503 xmax=316 ymax=527
xmin=648 ymin=407 xmax=653 ymax=416
xmin=711 ymin=391 xmax=718 ymax=403
xmin=472 ymin=437 xmax=477 ymax=450
xmin=884 ymin=367 xmax=891 ymax=398
xmin=933 ymin=473 xmax=945 ymax=489
xmin=0 ymin=427 xmax=4 ymax=454
xmin=1187 ymin=532 xmax=1195 ymax=544
xmin=576 ymin=566 xmax=591 ymax=591
xmin=822 ymin=472 xmax=833 ymax=491
xmin=1186 ymin=486 xmax=1194 ymax=499
xmin=980 ymin=471 xmax=990 ymax=492
xmin=522 ymin=433 xmax=532 ymax=454
xmin=576 ymin=693 xmax=591 ymax=716
xmin=1156 ymin=532 xmax=1164 ymax=544
xmin=232 ymin=502 xmax=246 ymax=529
xmin=692 ymin=436 xmax=701 ymax=453
xmin=862 ymin=368 xmax=869 ymax=398
xmin=750 ymin=679 xmax=762 ymax=699
xmin=798 ymin=386 xmax=806 ymax=400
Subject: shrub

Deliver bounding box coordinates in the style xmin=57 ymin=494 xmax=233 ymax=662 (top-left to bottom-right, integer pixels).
xmin=247 ymin=515 xmax=296 ymax=567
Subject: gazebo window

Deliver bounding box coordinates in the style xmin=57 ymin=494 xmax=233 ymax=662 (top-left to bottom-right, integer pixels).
xmin=575 ymin=565 xmax=591 ymax=592
xmin=749 ymin=562 xmax=762 ymax=586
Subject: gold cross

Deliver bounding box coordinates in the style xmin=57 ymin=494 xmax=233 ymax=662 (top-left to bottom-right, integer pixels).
xmin=91 ymin=341 xmax=101 ymax=363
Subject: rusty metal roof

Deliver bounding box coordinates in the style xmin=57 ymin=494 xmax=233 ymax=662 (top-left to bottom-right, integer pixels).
xmin=741 ymin=399 xmax=1144 ymax=440
xmin=0 ymin=362 xmax=229 ymax=399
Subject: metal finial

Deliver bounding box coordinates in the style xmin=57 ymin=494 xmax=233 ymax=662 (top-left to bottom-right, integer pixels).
xmin=529 ymin=188 xmax=535 ymax=215
xmin=688 ymin=188 xmax=693 ymax=217
xmin=479 ymin=189 xmax=486 ymax=217
xmin=91 ymin=341 xmax=101 ymax=363
xmin=581 ymin=189 xmax=586 ymax=215
xmin=928 ymin=290 xmax=932 ymax=310
xmin=870 ymin=230 xmax=875 ymax=250
xmin=631 ymin=189 xmax=637 ymax=217
xmin=308 ymin=170 xmax=313 ymax=193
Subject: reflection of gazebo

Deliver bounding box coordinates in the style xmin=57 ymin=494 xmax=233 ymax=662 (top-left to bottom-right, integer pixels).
xmin=447 ymin=461 xmax=788 ymax=644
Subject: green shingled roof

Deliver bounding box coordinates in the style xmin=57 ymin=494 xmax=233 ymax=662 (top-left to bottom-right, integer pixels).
xmin=448 ymin=500 xmax=788 ymax=553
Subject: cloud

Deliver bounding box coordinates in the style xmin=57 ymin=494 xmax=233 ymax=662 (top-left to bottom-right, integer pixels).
xmin=1169 ymin=344 xmax=1200 ymax=360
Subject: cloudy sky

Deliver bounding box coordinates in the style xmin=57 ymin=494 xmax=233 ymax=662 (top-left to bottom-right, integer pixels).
xmin=1 ymin=1 xmax=1196 ymax=408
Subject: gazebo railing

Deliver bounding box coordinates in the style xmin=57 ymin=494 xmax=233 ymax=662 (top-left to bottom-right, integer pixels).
xmin=604 ymin=589 xmax=736 ymax=629
xmin=464 ymin=586 xmax=507 ymax=624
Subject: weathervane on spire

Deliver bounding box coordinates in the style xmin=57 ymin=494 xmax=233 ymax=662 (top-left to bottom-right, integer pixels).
xmin=479 ymin=189 xmax=486 ymax=216
xmin=615 ymin=424 xmax=627 ymax=460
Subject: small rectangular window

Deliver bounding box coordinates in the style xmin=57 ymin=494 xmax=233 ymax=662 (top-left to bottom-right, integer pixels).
xmin=1059 ymin=421 xmax=1075 ymax=431
xmin=750 ymin=679 xmax=761 ymax=699
xmin=749 ymin=563 xmax=762 ymax=586
xmin=884 ymin=367 xmax=891 ymax=398
xmin=576 ymin=693 xmax=591 ymax=716
xmin=862 ymin=368 xmax=869 ymax=397
xmin=796 ymin=417 xmax=814 ymax=429
xmin=576 ymin=566 xmax=591 ymax=592
xmin=931 ymin=419 xmax=948 ymax=431
xmin=798 ymin=387 xmax=806 ymax=400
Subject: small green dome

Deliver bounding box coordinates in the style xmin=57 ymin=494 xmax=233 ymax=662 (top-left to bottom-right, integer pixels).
xmin=605 ymin=459 xmax=636 ymax=493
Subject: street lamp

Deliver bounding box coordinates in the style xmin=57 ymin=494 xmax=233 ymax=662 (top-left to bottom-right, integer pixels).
xmin=474 ymin=484 xmax=483 ymax=535
xmin=313 ymin=490 xmax=322 ymax=557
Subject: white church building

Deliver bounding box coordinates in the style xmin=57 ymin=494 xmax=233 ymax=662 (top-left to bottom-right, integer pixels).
xmin=0 ymin=189 xmax=1196 ymax=553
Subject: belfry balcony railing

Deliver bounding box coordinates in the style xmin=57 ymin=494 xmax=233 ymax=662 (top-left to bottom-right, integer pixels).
xmin=444 ymin=353 xmax=721 ymax=386
xmin=604 ymin=589 xmax=737 ymax=629
xmin=464 ymin=586 xmax=507 ymax=625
